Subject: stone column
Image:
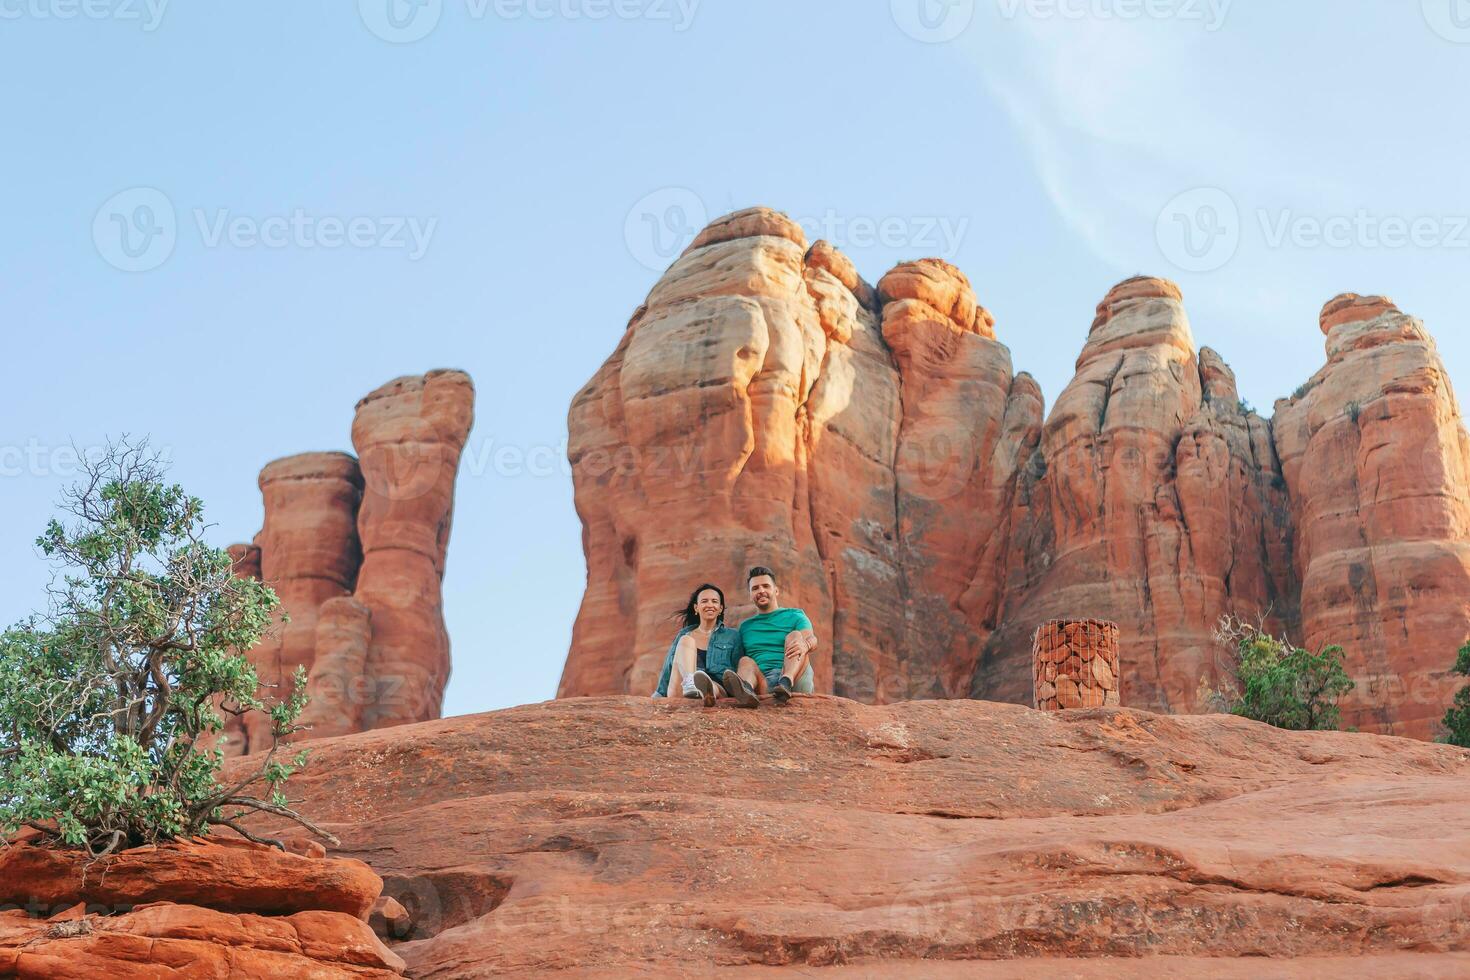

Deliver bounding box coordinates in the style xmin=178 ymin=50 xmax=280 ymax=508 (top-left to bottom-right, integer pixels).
xmin=1033 ymin=619 xmax=1120 ymax=710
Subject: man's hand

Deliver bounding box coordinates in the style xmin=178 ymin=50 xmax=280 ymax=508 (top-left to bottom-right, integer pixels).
xmin=785 ymin=630 xmax=817 ymax=657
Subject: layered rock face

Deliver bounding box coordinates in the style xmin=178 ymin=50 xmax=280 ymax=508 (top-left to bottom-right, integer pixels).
xmin=560 ymin=208 xmax=1038 ymax=702
xmin=563 ymin=207 xmax=1470 ymax=738
xmin=231 ymin=695 xmax=1470 ymax=977
xmin=973 ymin=278 xmax=1298 ymax=714
xmin=0 ymin=837 xmax=403 ymax=978
xmin=1273 ymin=296 xmax=1470 ymax=739
xmin=226 ymin=370 xmax=474 ymax=754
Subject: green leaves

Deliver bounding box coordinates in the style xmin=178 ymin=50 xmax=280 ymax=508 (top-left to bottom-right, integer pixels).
xmin=1225 ymin=629 xmax=1355 ymax=732
xmin=0 ymin=440 xmax=313 ymax=854
xmin=1441 ymin=643 xmax=1470 ymax=748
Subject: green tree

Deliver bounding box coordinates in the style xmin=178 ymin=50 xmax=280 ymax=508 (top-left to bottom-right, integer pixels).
xmin=1441 ymin=643 xmax=1470 ymax=748
xmin=1213 ymin=616 xmax=1356 ymax=731
xmin=0 ymin=440 xmax=332 ymax=856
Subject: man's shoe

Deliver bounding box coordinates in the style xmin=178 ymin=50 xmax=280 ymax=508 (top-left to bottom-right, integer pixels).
xmin=771 ymin=675 xmax=794 ymax=705
xmin=723 ymin=670 xmax=759 ymax=709
xmin=692 ymin=670 xmax=717 ymax=707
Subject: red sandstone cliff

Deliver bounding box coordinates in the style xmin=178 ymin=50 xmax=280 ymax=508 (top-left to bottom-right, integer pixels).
xmin=1273 ymin=295 xmax=1470 ymax=739
xmin=560 ymin=209 xmax=1039 ymax=702
xmin=561 ymin=207 xmax=1470 ymax=740
xmin=225 ymin=370 xmax=474 ymax=754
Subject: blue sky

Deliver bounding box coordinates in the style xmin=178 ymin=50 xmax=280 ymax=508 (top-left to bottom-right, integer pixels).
xmin=3 ymin=1 xmax=1468 ymax=717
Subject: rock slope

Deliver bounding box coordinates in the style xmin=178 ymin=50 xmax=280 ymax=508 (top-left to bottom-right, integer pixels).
xmin=233 ymin=695 xmax=1470 ymax=977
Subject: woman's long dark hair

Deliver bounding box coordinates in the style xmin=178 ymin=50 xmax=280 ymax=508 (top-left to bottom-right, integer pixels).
xmin=673 ymin=583 xmax=726 ymax=630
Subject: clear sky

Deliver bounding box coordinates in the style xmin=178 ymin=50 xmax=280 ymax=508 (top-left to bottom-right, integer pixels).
xmin=3 ymin=1 xmax=1468 ymax=718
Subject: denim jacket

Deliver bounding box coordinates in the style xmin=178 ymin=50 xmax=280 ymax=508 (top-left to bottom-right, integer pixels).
xmin=652 ymin=624 xmax=744 ymax=697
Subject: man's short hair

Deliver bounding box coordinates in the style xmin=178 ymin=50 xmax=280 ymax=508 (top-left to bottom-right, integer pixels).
xmin=747 ymin=566 xmax=777 ymax=584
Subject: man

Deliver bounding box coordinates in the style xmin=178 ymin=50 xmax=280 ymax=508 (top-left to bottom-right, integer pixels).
xmin=721 ymin=566 xmax=818 ymax=708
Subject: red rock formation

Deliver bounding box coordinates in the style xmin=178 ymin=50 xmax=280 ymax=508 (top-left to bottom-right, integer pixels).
xmin=1273 ymin=295 xmax=1470 ymax=739
xmin=560 ymin=209 xmax=1036 ymax=702
xmin=0 ymin=840 xmax=401 ymax=977
xmin=0 ymin=837 xmax=381 ymax=919
xmin=0 ymin=903 xmax=406 ymax=979
xmin=229 ymin=696 xmax=1470 ymax=976
xmin=351 ymin=369 xmax=475 ymax=730
xmin=973 ymin=277 xmax=1297 ymax=715
xmin=563 ymin=212 xmax=1468 ymax=738
xmin=881 ymin=261 xmax=1040 ymax=700
xmin=232 ymin=452 xmax=364 ymax=753
xmin=226 ymin=371 xmax=473 ymax=752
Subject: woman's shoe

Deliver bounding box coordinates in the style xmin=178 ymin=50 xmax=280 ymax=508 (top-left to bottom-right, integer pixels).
xmin=692 ymin=670 xmax=717 ymax=707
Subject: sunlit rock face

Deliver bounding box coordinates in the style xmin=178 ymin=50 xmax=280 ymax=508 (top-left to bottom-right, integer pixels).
xmin=1273 ymin=295 xmax=1470 ymax=740
xmin=558 ymin=208 xmax=1035 ymax=702
xmin=561 ymin=207 xmax=1470 ymax=740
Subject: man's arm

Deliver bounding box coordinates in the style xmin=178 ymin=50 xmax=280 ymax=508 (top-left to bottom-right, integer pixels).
xmin=784 ymin=629 xmax=818 ymax=657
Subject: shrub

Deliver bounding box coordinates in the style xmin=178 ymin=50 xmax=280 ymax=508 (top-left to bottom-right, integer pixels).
xmin=1212 ymin=616 xmax=1355 ymax=731
xmin=1441 ymin=644 xmax=1470 ymax=748
xmin=1346 ymin=401 xmax=1361 ymax=423
xmin=1292 ymin=382 xmax=1312 ymax=400
xmin=0 ymin=440 xmax=330 ymax=856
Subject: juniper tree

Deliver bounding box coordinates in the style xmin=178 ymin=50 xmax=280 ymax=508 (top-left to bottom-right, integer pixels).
xmin=0 ymin=440 xmax=331 ymax=856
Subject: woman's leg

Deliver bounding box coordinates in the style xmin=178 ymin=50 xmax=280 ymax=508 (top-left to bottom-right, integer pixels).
xmin=671 ymin=634 xmax=700 ymax=697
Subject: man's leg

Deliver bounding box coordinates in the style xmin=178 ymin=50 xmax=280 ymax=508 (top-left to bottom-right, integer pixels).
xmin=723 ymin=658 xmax=761 ymax=709
xmin=740 ymin=656 xmax=769 ymax=695
xmin=771 ymin=634 xmax=810 ymax=704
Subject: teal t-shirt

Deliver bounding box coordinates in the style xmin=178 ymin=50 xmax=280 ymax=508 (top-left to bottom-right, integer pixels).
xmin=738 ymin=608 xmax=813 ymax=672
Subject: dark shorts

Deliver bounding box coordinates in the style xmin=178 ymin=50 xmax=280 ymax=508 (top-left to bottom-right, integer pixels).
xmin=762 ymin=663 xmax=814 ymax=694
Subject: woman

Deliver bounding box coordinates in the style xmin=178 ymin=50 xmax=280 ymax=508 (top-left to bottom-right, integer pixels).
xmin=652 ymin=583 xmax=744 ymax=706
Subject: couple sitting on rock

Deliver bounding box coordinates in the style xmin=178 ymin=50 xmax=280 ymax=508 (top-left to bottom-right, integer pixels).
xmin=653 ymin=567 xmax=817 ymax=708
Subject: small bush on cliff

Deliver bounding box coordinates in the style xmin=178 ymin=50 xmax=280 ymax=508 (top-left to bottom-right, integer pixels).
xmin=1213 ymin=616 xmax=1356 ymax=731
xmin=0 ymin=440 xmax=332 ymax=857
xmin=1441 ymin=644 xmax=1470 ymax=748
